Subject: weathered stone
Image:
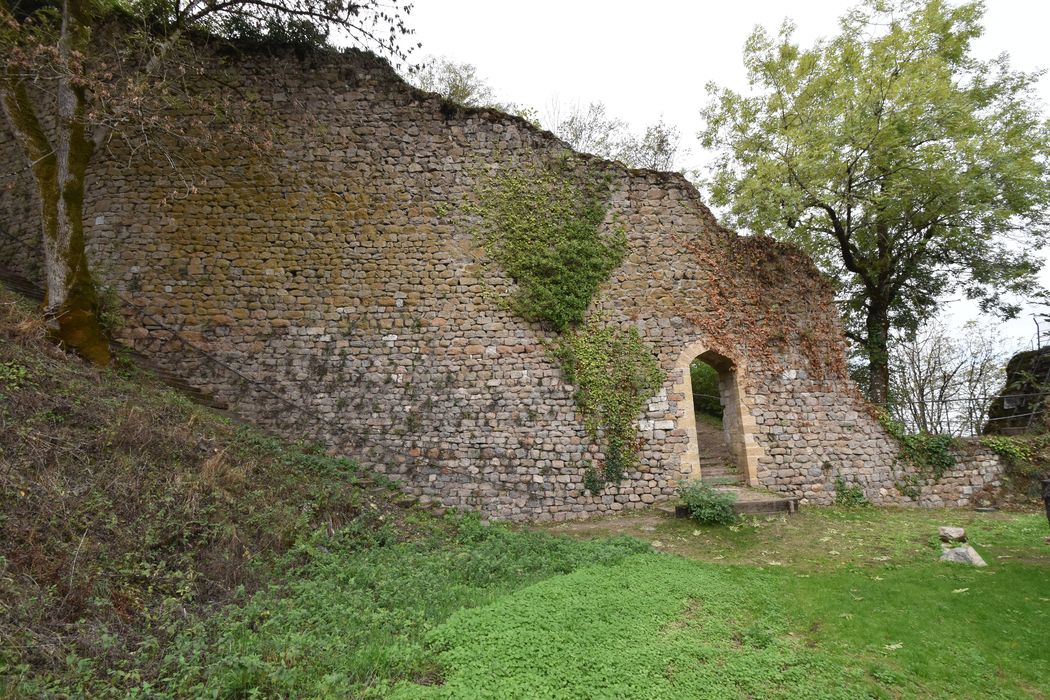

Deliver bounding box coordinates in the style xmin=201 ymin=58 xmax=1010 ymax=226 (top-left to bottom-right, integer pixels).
xmin=939 ymin=526 xmax=967 ymax=543
xmin=0 ymin=47 xmax=1007 ymax=522
xmin=939 ymin=545 xmax=987 ymax=567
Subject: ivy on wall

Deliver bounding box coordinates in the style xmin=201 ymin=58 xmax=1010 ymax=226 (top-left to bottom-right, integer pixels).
xmin=471 ymin=157 xmax=662 ymax=492
xmin=470 ymin=158 xmax=626 ymax=331
xmin=878 ymin=412 xmax=958 ymax=481
xmin=553 ymin=320 xmax=665 ymax=490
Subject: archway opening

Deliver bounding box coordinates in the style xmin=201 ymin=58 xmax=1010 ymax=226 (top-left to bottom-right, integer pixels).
xmin=688 ymin=351 xmax=746 ymax=485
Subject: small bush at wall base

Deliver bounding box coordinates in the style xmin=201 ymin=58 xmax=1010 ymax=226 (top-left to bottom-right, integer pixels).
xmin=679 ymin=481 xmax=737 ymax=525
xmin=583 ymin=464 xmax=603 ymax=494
xmin=895 ymin=474 xmax=922 ymax=501
xmin=834 ymin=477 xmax=870 ymax=508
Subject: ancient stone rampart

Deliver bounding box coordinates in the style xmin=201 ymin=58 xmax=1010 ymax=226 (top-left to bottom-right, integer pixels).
xmin=0 ymin=47 xmax=1003 ymax=519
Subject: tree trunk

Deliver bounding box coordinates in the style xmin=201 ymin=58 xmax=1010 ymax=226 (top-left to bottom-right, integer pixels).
xmin=44 ymin=69 xmax=109 ymax=366
xmin=0 ymin=0 xmax=110 ymax=366
xmin=39 ymin=172 xmax=110 ymax=366
xmin=866 ymin=299 xmax=891 ymax=407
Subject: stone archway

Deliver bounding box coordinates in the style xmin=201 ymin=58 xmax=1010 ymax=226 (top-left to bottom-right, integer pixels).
xmin=672 ymin=341 xmax=763 ymax=485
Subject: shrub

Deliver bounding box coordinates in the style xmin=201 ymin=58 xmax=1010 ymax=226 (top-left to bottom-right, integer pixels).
xmin=834 ymin=477 xmax=870 ymax=508
xmin=679 ymin=481 xmax=737 ymax=525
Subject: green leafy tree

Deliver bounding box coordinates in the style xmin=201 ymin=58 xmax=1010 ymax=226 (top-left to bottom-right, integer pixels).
xmin=701 ymin=0 xmax=1050 ymax=405
xmin=0 ymin=0 xmax=415 ymax=365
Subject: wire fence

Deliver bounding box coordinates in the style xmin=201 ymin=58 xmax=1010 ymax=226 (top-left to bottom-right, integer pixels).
xmin=890 ymin=392 xmax=1046 ymax=437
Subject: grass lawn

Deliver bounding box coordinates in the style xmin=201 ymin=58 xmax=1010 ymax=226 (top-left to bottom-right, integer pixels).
xmin=387 ymin=507 xmax=1049 ymax=699
xmin=150 ymin=507 xmax=1047 ymax=699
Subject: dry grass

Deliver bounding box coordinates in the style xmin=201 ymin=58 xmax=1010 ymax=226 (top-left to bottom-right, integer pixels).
xmin=0 ymin=288 xmax=402 ymax=689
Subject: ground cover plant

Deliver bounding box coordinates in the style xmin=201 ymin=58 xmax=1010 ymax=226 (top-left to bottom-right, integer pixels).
xmin=525 ymin=507 xmax=1050 ymax=699
xmin=152 ymin=519 xmax=649 ymax=698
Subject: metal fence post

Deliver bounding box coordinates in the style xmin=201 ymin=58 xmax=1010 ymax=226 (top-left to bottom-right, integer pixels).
xmin=1043 ymin=478 xmax=1050 ymax=531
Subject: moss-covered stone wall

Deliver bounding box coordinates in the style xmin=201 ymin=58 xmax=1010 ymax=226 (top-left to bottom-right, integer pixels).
xmin=0 ymin=48 xmax=1003 ymax=519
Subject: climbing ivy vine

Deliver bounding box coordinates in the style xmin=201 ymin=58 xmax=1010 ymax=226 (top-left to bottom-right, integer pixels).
xmin=553 ymin=320 xmax=665 ymax=491
xmin=471 ymin=157 xmax=662 ymax=492
xmin=470 ymin=158 xmax=626 ymax=331
xmin=878 ymin=412 xmax=958 ymax=481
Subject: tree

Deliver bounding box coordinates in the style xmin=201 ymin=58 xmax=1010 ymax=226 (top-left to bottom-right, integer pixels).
xmin=407 ymin=54 xmax=498 ymax=108
xmin=701 ymin=0 xmax=1050 ymax=405
xmin=550 ymin=100 xmax=682 ymax=171
xmin=889 ymin=318 xmax=1010 ymax=436
xmin=0 ymin=0 xmax=415 ymax=365
xmin=406 ymin=60 xmax=682 ymax=170
xmin=404 ymin=55 xmax=539 ymax=124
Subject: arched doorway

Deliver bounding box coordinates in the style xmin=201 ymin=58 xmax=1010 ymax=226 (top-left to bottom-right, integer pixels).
xmin=689 ymin=353 xmax=741 ymax=484
xmin=672 ymin=343 xmax=760 ymax=485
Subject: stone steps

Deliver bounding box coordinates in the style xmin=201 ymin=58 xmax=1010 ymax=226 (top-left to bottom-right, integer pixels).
xmin=701 ymin=473 xmax=744 ymax=486
xmin=695 ymin=414 xmax=743 ymax=484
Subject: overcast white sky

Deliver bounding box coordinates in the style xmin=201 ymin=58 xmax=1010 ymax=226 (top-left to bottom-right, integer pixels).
xmin=407 ymin=0 xmax=1050 ymax=350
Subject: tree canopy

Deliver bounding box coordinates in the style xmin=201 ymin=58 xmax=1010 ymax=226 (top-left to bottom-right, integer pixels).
xmin=550 ymin=101 xmax=681 ymax=171
xmin=701 ymin=0 xmax=1050 ymax=404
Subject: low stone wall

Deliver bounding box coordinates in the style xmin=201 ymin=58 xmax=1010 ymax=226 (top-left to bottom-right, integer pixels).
xmin=0 ymin=46 xmax=1005 ymax=520
xmin=749 ymin=370 xmax=1004 ymax=507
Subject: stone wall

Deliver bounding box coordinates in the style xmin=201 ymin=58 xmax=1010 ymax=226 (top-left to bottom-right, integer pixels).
xmin=0 ymin=47 xmax=1004 ymax=519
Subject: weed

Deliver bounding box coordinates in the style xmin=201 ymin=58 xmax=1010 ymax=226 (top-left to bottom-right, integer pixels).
xmin=0 ymin=360 xmax=28 ymax=390
xmin=833 ymin=477 xmax=869 ymax=508
xmin=679 ymin=481 xmax=737 ymax=525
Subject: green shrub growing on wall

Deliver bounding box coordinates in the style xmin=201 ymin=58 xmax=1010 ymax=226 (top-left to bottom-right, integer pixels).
xmin=878 ymin=412 xmax=958 ymax=480
xmin=471 ymin=159 xmax=626 ymax=331
xmin=553 ymin=320 xmax=665 ymax=491
xmin=833 ymin=477 xmax=870 ymax=508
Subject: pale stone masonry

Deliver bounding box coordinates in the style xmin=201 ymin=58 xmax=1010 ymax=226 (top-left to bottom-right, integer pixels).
xmin=0 ymin=47 xmax=1003 ymax=519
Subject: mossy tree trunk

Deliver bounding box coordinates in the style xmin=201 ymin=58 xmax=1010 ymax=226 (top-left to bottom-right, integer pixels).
xmin=1 ymin=0 xmax=109 ymax=365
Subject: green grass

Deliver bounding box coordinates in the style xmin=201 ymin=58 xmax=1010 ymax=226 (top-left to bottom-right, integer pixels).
xmin=145 ymin=508 xmax=1048 ymax=699
xmin=148 ymin=517 xmax=650 ymax=698
xmin=390 ymin=551 xmax=1049 ymax=699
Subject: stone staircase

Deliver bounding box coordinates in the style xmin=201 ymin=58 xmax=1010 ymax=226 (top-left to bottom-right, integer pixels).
xmin=695 ymin=414 xmax=743 ymax=485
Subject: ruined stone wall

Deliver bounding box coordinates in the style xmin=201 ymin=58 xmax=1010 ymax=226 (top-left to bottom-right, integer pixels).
xmin=0 ymin=47 xmax=1003 ymax=519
